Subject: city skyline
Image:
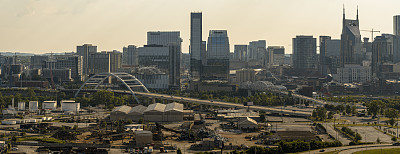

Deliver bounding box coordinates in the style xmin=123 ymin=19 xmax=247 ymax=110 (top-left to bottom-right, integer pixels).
xmin=0 ymin=0 xmax=399 ymax=54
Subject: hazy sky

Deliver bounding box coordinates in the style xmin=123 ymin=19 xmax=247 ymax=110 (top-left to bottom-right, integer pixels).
xmin=0 ymin=0 xmax=399 ymax=54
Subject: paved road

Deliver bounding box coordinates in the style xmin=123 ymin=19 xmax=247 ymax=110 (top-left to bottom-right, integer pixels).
xmin=298 ymin=144 xmax=393 ymax=154
xmin=325 ymin=123 xmax=351 ymax=145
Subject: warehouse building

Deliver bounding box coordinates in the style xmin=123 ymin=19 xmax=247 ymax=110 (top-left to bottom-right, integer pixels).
xmin=111 ymin=105 xmax=131 ymax=121
xmin=238 ymin=117 xmax=258 ymax=132
xmin=164 ymin=102 xmax=183 ymax=122
xmin=127 ymin=105 xmax=147 ymax=121
xmin=144 ymin=103 xmax=166 ymax=122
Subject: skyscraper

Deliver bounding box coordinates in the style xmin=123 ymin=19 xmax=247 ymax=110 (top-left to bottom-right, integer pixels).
xmin=340 ymin=7 xmax=362 ymax=67
xmin=394 ymin=15 xmax=400 ymax=36
xmin=148 ymin=31 xmax=181 ymax=88
xmin=147 ymin=31 xmax=182 ymax=47
xmin=248 ymin=40 xmax=267 ymax=62
xmin=319 ymin=36 xmax=331 ymax=75
xmin=190 ymin=12 xmax=203 ymax=81
xmin=234 ymin=45 xmax=247 ymax=61
xmin=202 ymin=30 xmax=230 ymax=81
xmin=267 ymin=46 xmax=285 ymax=66
xmin=292 ymin=36 xmax=317 ymax=70
xmin=123 ymin=45 xmax=139 ymax=66
xmin=77 ymin=44 xmax=97 ymax=75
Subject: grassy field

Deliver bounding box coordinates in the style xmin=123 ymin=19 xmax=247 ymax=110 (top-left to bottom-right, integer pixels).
xmin=353 ymin=148 xmax=400 ymax=154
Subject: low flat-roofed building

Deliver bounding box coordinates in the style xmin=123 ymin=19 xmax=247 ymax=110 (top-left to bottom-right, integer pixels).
xmin=144 ymin=103 xmax=166 ymax=122
xmin=126 ymin=105 xmax=147 ymax=121
xmin=164 ymin=102 xmax=184 ymax=122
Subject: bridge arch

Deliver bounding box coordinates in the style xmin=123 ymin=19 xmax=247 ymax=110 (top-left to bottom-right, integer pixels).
xmin=74 ymin=72 xmax=149 ymax=103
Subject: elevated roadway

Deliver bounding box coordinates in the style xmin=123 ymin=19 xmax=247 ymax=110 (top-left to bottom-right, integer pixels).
xmin=65 ymin=89 xmax=311 ymax=117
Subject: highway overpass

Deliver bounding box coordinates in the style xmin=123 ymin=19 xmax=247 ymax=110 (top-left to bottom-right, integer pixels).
xmin=65 ymin=89 xmax=312 ymax=117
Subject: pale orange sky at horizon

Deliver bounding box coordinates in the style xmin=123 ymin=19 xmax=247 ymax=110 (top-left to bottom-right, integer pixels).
xmin=0 ymin=0 xmax=399 ymax=54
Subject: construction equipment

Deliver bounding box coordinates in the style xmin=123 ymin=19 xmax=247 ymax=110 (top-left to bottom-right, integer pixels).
xmin=361 ymin=29 xmax=380 ymax=41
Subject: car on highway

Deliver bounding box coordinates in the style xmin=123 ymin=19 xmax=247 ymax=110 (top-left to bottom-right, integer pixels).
xmin=11 ymin=147 xmax=18 ymax=151
xmin=393 ymin=142 xmax=400 ymax=146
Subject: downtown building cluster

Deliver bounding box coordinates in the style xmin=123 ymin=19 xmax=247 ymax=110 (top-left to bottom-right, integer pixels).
xmin=1 ymin=10 xmax=400 ymax=94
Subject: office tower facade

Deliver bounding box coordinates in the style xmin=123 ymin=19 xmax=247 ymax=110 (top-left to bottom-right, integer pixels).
xmin=325 ymin=39 xmax=341 ymax=74
xmin=248 ymin=40 xmax=267 ymax=64
xmin=145 ymin=31 xmax=182 ymax=88
xmin=30 ymin=55 xmax=48 ymax=69
xmin=202 ymin=30 xmax=230 ymax=81
xmin=340 ymin=8 xmax=362 ymax=67
xmin=77 ymin=44 xmax=97 ymax=75
xmin=138 ymin=45 xmax=170 ymax=71
xmin=319 ymin=36 xmax=332 ymax=75
xmin=168 ymin=44 xmax=181 ymax=89
xmin=190 ymin=12 xmax=203 ymax=81
xmin=292 ymin=36 xmax=317 ymax=70
xmin=394 ymin=15 xmax=400 ymax=36
xmin=267 ymin=46 xmax=285 ymax=66
xmin=147 ymin=31 xmax=182 ymax=46
xmin=88 ymin=51 xmax=122 ymax=74
xmin=234 ymin=45 xmax=247 ymax=61
xmin=372 ymin=34 xmax=396 ymax=77
xmin=122 ymin=45 xmax=139 ymax=66
xmin=333 ymin=64 xmax=371 ymax=83
xmin=50 ymin=55 xmax=83 ymax=81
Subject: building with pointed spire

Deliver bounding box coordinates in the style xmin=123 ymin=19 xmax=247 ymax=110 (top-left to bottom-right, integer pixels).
xmin=340 ymin=6 xmax=362 ymax=67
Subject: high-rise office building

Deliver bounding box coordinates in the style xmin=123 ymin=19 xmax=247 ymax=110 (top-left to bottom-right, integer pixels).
xmin=372 ymin=34 xmax=396 ymax=77
xmin=144 ymin=31 xmax=182 ymax=89
xmin=234 ymin=45 xmax=247 ymax=61
xmin=147 ymin=31 xmax=182 ymax=46
xmin=267 ymin=46 xmax=285 ymax=66
xmin=123 ymin=45 xmax=139 ymax=66
xmin=248 ymin=40 xmax=267 ymax=63
xmin=190 ymin=12 xmax=203 ymax=81
xmin=88 ymin=51 xmax=122 ymax=74
xmin=202 ymin=30 xmax=230 ymax=81
xmin=340 ymin=8 xmax=362 ymax=67
xmin=77 ymin=44 xmax=97 ymax=75
xmin=292 ymin=36 xmax=317 ymax=70
xmin=394 ymin=15 xmax=400 ymax=36
xmin=319 ymin=36 xmax=331 ymax=75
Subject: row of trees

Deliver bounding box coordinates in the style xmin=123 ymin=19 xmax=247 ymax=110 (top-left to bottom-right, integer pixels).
xmin=160 ymin=90 xmax=299 ymax=107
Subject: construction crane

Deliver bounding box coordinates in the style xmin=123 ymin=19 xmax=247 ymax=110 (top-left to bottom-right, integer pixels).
xmin=361 ymin=29 xmax=380 ymax=41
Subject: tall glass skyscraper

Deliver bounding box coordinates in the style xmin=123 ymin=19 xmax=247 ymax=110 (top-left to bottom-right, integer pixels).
xmin=394 ymin=15 xmax=400 ymax=36
xmin=190 ymin=12 xmax=203 ymax=81
xmin=203 ymin=30 xmax=230 ymax=81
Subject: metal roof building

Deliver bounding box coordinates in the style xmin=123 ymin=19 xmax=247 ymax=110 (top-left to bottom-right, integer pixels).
xmin=126 ymin=105 xmax=147 ymax=121
xmin=111 ymin=105 xmax=132 ymax=121
xmin=144 ymin=103 xmax=166 ymax=122
xmin=164 ymin=102 xmax=184 ymax=122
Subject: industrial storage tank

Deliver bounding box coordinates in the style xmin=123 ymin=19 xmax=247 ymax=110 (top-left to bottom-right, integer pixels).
xmin=61 ymin=100 xmax=80 ymax=113
xmin=28 ymin=101 xmax=38 ymax=112
xmin=42 ymin=101 xmax=57 ymax=110
xmin=18 ymin=102 xmax=26 ymax=111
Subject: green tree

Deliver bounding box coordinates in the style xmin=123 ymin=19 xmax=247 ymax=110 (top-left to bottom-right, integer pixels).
xmin=27 ymin=88 xmax=36 ymax=98
xmin=177 ymin=148 xmax=182 ymax=154
xmin=327 ymin=111 xmax=334 ymax=119
xmin=355 ymin=133 xmax=362 ymax=142
xmin=367 ymin=101 xmax=382 ymax=118
xmin=312 ymin=107 xmax=327 ymax=121
xmin=90 ymin=90 xmax=115 ymax=107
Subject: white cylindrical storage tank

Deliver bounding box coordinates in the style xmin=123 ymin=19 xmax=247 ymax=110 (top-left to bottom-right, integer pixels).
xmin=42 ymin=101 xmax=57 ymax=110
xmin=2 ymin=120 xmax=17 ymax=125
xmin=18 ymin=102 xmax=26 ymax=111
xmin=61 ymin=100 xmax=80 ymax=113
xmin=29 ymin=101 xmax=38 ymax=112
